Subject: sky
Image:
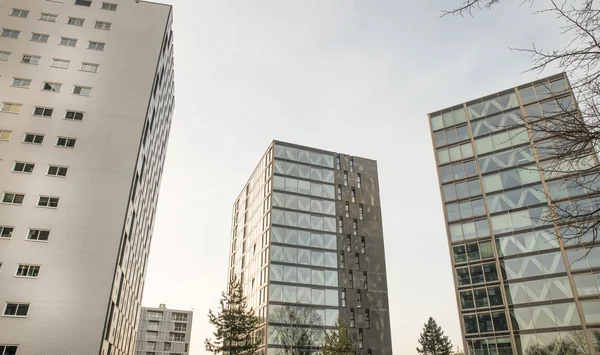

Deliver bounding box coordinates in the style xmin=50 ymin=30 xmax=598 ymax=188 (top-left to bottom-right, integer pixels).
xmin=141 ymin=1 xmax=566 ymax=354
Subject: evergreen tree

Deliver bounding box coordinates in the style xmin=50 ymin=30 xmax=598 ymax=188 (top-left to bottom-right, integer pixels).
xmin=205 ymin=277 xmax=261 ymax=355
xmin=322 ymin=318 xmax=357 ymax=355
xmin=416 ymin=317 xmax=453 ymax=355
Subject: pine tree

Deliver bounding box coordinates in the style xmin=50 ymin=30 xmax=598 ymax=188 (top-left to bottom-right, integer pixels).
xmin=205 ymin=277 xmax=261 ymax=355
xmin=416 ymin=317 xmax=453 ymax=355
xmin=322 ymin=318 xmax=357 ymax=355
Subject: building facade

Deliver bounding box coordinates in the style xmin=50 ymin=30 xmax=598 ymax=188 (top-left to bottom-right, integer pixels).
xmin=135 ymin=304 xmax=193 ymax=355
xmin=428 ymin=73 xmax=600 ymax=355
xmin=228 ymin=140 xmax=393 ymax=355
xmin=0 ymin=1 xmax=174 ymax=355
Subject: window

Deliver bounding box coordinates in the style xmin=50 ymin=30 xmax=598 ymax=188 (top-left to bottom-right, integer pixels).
xmin=30 ymin=33 xmax=49 ymax=43
xmin=0 ymin=51 xmax=10 ymax=61
xmin=38 ymin=196 xmax=60 ymax=208
xmin=101 ymin=2 xmax=118 ymax=10
xmin=67 ymin=17 xmax=85 ymax=26
xmin=40 ymin=13 xmax=58 ymax=22
xmin=59 ymin=37 xmax=77 ymax=47
xmin=164 ymin=343 xmax=172 ymax=351
xmin=346 ymin=235 xmax=352 ymax=252
xmin=42 ymin=82 xmax=62 ymax=92
xmin=338 ymin=217 xmax=343 ymax=233
xmin=2 ymin=193 xmax=24 ymax=205
xmin=172 ymin=313 xmax=187 ymax=321
xmin=73 ymin=86 xmax=91 ymax=96
xmin=359 ymin=204 xmax=363 ymax=220
xmin=4 ymin=303 xmax=29 ymax=316
xmin=147 ymin=311 xmax=163 ymax=320
xmin=336 ymin=155 xmax=341 ymax=169
xmin=337 ymin=185 xmax=342 ymax=200
xmin=361 ymin=237 xmax=366 ymax=254
xmin=0 ymin=227 xmax=14 ymax=239
xmin=21 ymin=55 xmax=41 ymax=64
xmin=168 ymin=333 xmax=185 ymax=342
xmin=65 ymin=110 xmax=84 ymax=121
xmin=353 ymin=219 xmax=358 ymax=235
xmin=355 ymin=252 xmax=360 ymax=270
xmin=0 ymin=346 xmax=18 ymax=355
xmin=339 ymin=251 xmax=345 ymax=269
xmin=80 ymin=62 xmax=99 ymax=73
xmin=0 ymin=130 xmax=12 ymax=141
xmin=349 ymin=270 xmax=354 ymax=288
xmin=16 ymin=265 xmax=40 ymax=278
xmin=56 ymin=137 xmax=77 ymax=147
xmin=33 ymin=107 xmax=53 ymax=117
xmin=350 ymin=158 xmax=354 ymax=172
xmin=350 ymin=308 xmax=355 ymax=327
xmin=357 ymin=174 xmax=362 ymax=188
xmin=10 ymin=9 xmax=29 ymax=18
xmin=1 ymin=103 xmax=22 ymax=113
xmin=343 ymin=171 xmax=348 ymax=186
xmin=358 ymin=329 xmax=364 ymax=348
xmin=47 ymin=165 xmax=68 ymax=177
xmin=174 ymin=323 xmax=187 ymax=332
xmin=28 ymin=229 xmax=50 ymax=241
xmin=75 ymin=0 xmax=92 ymax=6
xmin=351 ymin=188 xmax=356 ymax=203
xmin=341 ymin=289 xmax=347 ymax=307
xmin=94 ymin=21 xmax=112 ymax=30
xmin=88 ymin=41 xmax=105 ymax=51
xmin=13 ymin=162 xmax=35 ymax=173
xmin=363 ymin=271 xmax=368 ymax=289
xmin=11 ymin=78 xmax=32 ymax=88
xmin=365 ymin=309 xmax=370 ymax=328
xmin=345 ymin=202 xmax=350 ymax=217
xmin=51 ymin=58 xmax=70 ymax=69
xmin=0 ymin=29 xmax=20 ymax=39
xmin=23 ymin=133 xmax=44 ymax=144
xmin=357 ymin=289 xmax=362 ymax=308
xmin=146 ymin=331 xmax=158 ymax=340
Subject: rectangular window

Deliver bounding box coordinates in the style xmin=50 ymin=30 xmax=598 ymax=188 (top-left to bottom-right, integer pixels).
xmin=174 ymin=323 xmax=187 ymax=332
xmin=346 ymin=235 xmax=351 ymax=252
xmin=172 ymin=312 xmax=187 ymax=321
xmin=80 ymin=62 xmax=99 ymax=73
xmin=2 ymin=193 xmax=25 ymax=205
xmin=67 ymin=17 xmax=84 ymax=26
xmin=355 ymin=252 xmax=360 ymax=270
xmin=359 ymin=204 xmax=363 ymax=220
xmin=365 ymin=309 xmax=370 ymax=328
xmin=339 ymin=251 xmax=345 ymax=269
xmin=16 ymin=265 xmax=40 ymax=278
xmin=74 ymin=0 xmax=92 ymax=6
xmin=0 ymin=130 xmax=12 ymax=141
xmin=351 ymin=188 xmax=356 ymax=203
xmin=73 ymin=86 xmax=91 ymax=96
xmin=349 ymin=270 xmax=354 ymax=288
xmin=23 ymin=133 xmax=44 ymax=144
xmin=42 ymin=82 xmax=62 ymax=92
xmin=357 ymin=289 xmax=362 ymax=308
xmin=10 ymin=9 xmax=29 ymax=18
xmin=1 ymin=103 xmax=22 ymax=113
xmin=337 ymin=185 xmax=342 ymax=200
xmin=341 ymin=289 xmax=346 ymax=307
xmin=33 ymin=107 xmax=54 ymax=117
xmin=101 ymin=2 xmax=118 ymax=10
xmin=0 ymin=346 xmax=19 ymax=354
xmin=0 ymin=29 xmax=20 ymax=39
xmin=0 ymin=226 xmax=14 ymax=239
xmin=168 ymin=333 xmax=185 ymax=342
xmin=0 ymin=51 xmax=10 ymax=61
xmin=87 ymin=41 xmax=105 ymax=51
xmin=28 ymin=229 xmax=50 ymax=241
xmin=336 ymin=155 xmax=341 ymax=169
xmin=147 ymin=311 xmax=163 ymax=320
xmin=361 ymin=237 xmax=366 ymax=254
xmin=343 ymin=171 xmax=348 ymax=186
xmin=30 ymin=33 xmax=49 ymax=43
xmin=345 ymin=202 xmax=350 ymax=217
xmin=338 ymin=217 xmax=343 ymax=233
xmin=40 ymin=13 xmax=58 ymax=22
xmin=350 ymin=158 xmax=354 ymax=172
xmin=21 ymin=55 xmax=41 ymax=64
xmin=350 ymin=308 xmax=355 ymax=328
xmin=51 ymin=58 xmax=70 ymax=68
xmin=59 ymin=37 xmax=77 ymax=47
xmin=147 ymin=321 xmax=159 ymax=331
xmin=353 ymin=219 xmax=358 ymax=235
xmin=56 ymin=137 xmax=77 ymax=147
xmin=4 ymin=303 xmax=29 ymax=316
xmin=47 ymin=165 xmax=68 ymax=177
xmin=37 ymin=196 xmax=59 ymax=208
xmin=357 ymin=174 xmax=362 ymax=188
xmin=13 ymin=162 xmax=35 ymax=173
xmin=358 ymin=329 xmax=364 ymax=348
xmin=363 ymin=271 xmax=368 ymax=289
xmin=11 ymin=78 xmax=32 ymax=88
xmin=94 ymin=21 xmax=112 ymax=30
xmin=65 ymin=110 xmax=84 ymax=121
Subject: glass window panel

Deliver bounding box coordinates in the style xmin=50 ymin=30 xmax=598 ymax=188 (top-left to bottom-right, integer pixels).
xmin=274 ymin=175 xmax=285 ymax=190
xmin=447 ymin=204 xmax=460 ymax=221
xmin=521 ymin=255 xmax=544 ymax=278
xmin=312 ymin=289 xmax=325 ymax=305
xmin=547 ymin=276 xmax=573 ymax=300
xmin=493 ymin=311 xmax=509 ymax=331
xmin=324 ymin=270 xmax=338 ymax=287
xmin=541 ymin=252 xmax=566 ymax=274
xmin=452 ymin=163 xmax=466 ymax=180
xmin=297 ymin=287 xmax=311 ymax=304
xmin=446 ymin=129 xmax=458 ymax=145
xmin=454 ymin=246 xmax=467 ymax=264
xmin=322 ymin=184 xmax=335 ymax=199
xmin=474 ymin=288 xmax=489 ymax=308
xmin=298 ymin=196 xmax=311 ymax=211
xmin=286 ymin=147 xmax=298 ymax=161
xmin=434 ymin=131 xmax=447 ymax=147
xmin=502 ymin=259 xmax=522 ymax=280
xmin=438 ymin=149 xmax=450 ymax=165
xmin=271 ymin=245 xmax=284 ymax=262
xmin=478 ymin=313 xmax=493 ymax=333
xmin=323 ymin=217 xmax=336 ymax=232
xmin=479 ymin=241 xmax=494 ymax=259
xmin=459 ymin=201 xmax=474 ymax=219
xmin=311 ymin=215 xmax=324 ymax=231
xmin=449 ymin=146 xmax=462 ymax=162
xmin=309 ymin=152 xmax=321 ymax=165
xmin=475 ymin=220 xmax=490 ymax=238
xmin=284 ymin=247 xmax=297 ymax=263
xmin=460 ymin=290 xmax=474 ymax=309
xmin=284 ymin=265 xmax=298 ymax=283
xmin=454 ymin=108 xmax=467 ymax=124
xmin=471 ymin=265 xmax=485 ymax=284
xmin=476 ymin=136 xmax=494 ymax=155
xmin=450 ymin=224 xmax=464 ymax=242
xmin=443 ymin=185 xmax=457 ymax=202
xmin=311 ymin=270 xmax=324 ymax=285
xmin=298 ymin=164 xmax=311 ymax=179
xmin=270 ymin=284 xmax=282 ymax=302
xmin=270 ymin=264 xmax=283 ymax=281
xmin=273 ymin=192 xmax=285 ymax=207
xmin=298 ymin=180 xmax=311 ymax=195
xmin=311 ymin=251 xmax=324 ymax=267
xmin=298 ymin=267 xmax=311 ymax=284
xmin=461 ymin=143 xmax=474 ymax=159
xmin=464 ymin=161 xmax=478 ymax=178
xmin=456 ymin=182 xmax=469 ymax=199
xmin=457 ymin=267 xmax=471 ymax=286
xmin=283 ymin=285 xmax=298 ymax=303
xmin=272 ymin=227 xmax=284 ymax=243
xmin=285 ymin=177 xmax=298 ymax=193
xmin=298 ymin=149 xmax=310 ymax=163
xmin=488 ymin=287 xmax=503 ymax=306
xmin=472 ymin=199 xmax=486 ymax=217
xmin=298 ymin=212 xmax=311 ymax=229
xmin=441 ymin=166 xmax=453 ymax=183
xmin=463 ymin=222 xmax=477 ymax=240
xmin=322 ymin=154 xmax=334 ymax=168
xmin=581 ymin=300 xmax=600 ymax=324
xmin=284 ymin=194 xmax=297 ymax=210
xmin=507 ymin=283 xmax=528 ymax=304
xmin=467 ymin=243 xmax=481 ymax=261
xmin=274 ymin=159 xmax=285 ymax=174
xmin=284 ymin=211 xmax=298 ymax=227
xmin=525 ymin=279 xmax=550 ymax=303
xmin=553 ymin=302 xmax=581 ymax=326
xmin=284 ymin=228 xmax=298 ymax=245
xmin=274 ymin=144 xmax=286 ymax=158
xmin=323 ymin=169 xmax=335 ymax=183
xmin=311 ymin=233 xmax=324 ymax=248
xmin=326 ymin=309 xmax=339 ymax=327
xmin=442 ymin=111 xmax=455 ymax=127
xmin=468 ymin=180 xmax=482 ymax=197
xmin=325 ymin=289 xmax=338 ymax=306
xmin=311 ymin=167 xmax=323 ymax=181
xmin=285 ymin=162 xmax=298 ymax=177
xmin=310 ymin=183 xmax=323 ymax=197
xmin=297 ymin=249 xmax=310 ymax=265
xmin=574 ymin=274 xmax=599 ymax=296
xmin=324 ymin=252 xmax=337 ymax=268
xmin=483 ymin=174 xmax=502 ymax=193
xmin=431 ymin=115 xmax=443 ymax=131
xmin=484 ymin=263 xmax=499 ymax=282
xmin=298 ymin=231 xmax=311 ymax=246
xmin=512 ymin=308 xmax=534 ymax=330
xmin=323 ymin=201 xmax=335 ymax=216
xmin=311 ymin=199 xmax=324 ymax=214
xmin=464 ymin=314 xmax=479 ymax=334
xmin=492 ymin=131 xmax=511 ymax=151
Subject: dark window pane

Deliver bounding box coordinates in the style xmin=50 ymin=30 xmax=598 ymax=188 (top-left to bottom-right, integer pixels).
xmin=453 ymin=163 xmax=466 ymax=180
xmin=478 ymin=313 xmax=493 ymax=333
xmin=460 ymin=290 xmax=474 ymax=309
xmin=492 ymin=311 xmax=509 ymax=331
xmin=464 ymin=161 xmax=478 ymax=178
xmin=454 ymin=246 xmax=467 ymax=263
xmin=464 ymin=314 xmax=479 ymax=334
xmin=488 ymin=287 xmax=503 ymax=306
xmin=474 ymin=288 xmax=489 ymax=308
xmin=470 ymin=265 xmax=485 ymax=284
xmin=457 ymin=268 xmax=471 ymax=286
xmin=484 ymin=263 xmax=499 ymax=282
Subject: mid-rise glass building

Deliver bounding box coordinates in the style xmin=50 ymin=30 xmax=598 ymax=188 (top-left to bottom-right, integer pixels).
xmin=228 ymin=141 xmax=393 ymax=355
xmin=428 ymin=73 xmax=600 ymax=355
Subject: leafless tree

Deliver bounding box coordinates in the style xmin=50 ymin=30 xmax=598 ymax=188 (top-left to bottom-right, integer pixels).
xmin=444 ymin=0 xmax=600 ymax=247
xmin=269 ymin=305 xmax=324 ymax=355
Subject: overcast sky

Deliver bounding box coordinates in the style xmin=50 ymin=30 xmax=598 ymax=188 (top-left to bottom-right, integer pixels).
xmin=141 ymin=1 xmax=565 ymax=354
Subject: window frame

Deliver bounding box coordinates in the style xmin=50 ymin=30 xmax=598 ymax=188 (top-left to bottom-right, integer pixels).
xmin=0 ymin=226 xmax=15 ymax=239
xmin=39 ymin=13 xmax=58 ymax=22
xmin=80 ymin=62 xmax=99 ymax=73
xmin=1 ymin=192 xmax=25 ymax=205
xmin=67 ymin=17 xmax=85 ymax=26
xmin=0 ymin=130 xmax=13 ymax=141
xmin=65 ymin=110 xmax=84 ymax=121
xmin=50 ymin=58 xmax=70 ymax=69
xmin=3 ymin=303 xmax=30 ymax=317
xmin=101 ymin=2 xmax=118 ymax=11
xmin=94 ymin=20 xmax=112 ymax=30
xmin=23 ymin=133 xmax=45 ymax=145
xmin=42 ymin=81 xmax=62 ymax=92
xmin=12 ymin=161 xmax=35 ymax=174
xmin=72 ymin=85 xmax=92 ymax=96
xmin=10 ymin=77 xmax=32 ymax=89
xmin=37 ymin=195 xmax=60 ymax=208
xmin=10 ymin=8 xmax=30 ymax=18
xmin=87 ymin=41 xmax=106 ymax=51
xmin=30 ymin=33 xmax=50 ymax=43
xmin=0 ymin=51 xmax=11 ymax=61
xmin=33 ymin=107 xmax=54 ymax=117
xmin=55 ymin=136 xmax=77 ymax=148
xmin=15 ymin=264 xmax=41 ymax=278
xmin=1 ymin=102 xmax=22 ymax=114
xmin=27 ymin=229 xmax=50 ymax=242
xmin=21 ymin=55 xmax=41 ymax=65
xmin=59 ymin=37 xmax=78 ymax=47
xmin=47 ymin=165 xmax=68 ymax=177
xmin=0 ymin=29 xmax=21 ymax=39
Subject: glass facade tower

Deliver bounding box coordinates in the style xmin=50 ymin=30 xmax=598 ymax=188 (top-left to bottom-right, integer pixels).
xmin=428 ymin=73 xmax=600 ymax=355
xmin=228 ymin=141 xmax=393 ymax=355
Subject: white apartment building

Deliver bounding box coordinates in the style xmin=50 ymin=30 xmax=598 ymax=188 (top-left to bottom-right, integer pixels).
xmin=136 ymin=304 xmax=193 ymax=355
xmin=0 ymin=1 xmax=174 ymax=354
